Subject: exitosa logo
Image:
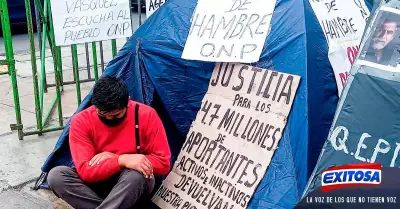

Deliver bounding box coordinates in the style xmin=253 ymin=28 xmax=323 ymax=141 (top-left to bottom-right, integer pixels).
xmin=321 ymin=163 xmax=382 ymax=192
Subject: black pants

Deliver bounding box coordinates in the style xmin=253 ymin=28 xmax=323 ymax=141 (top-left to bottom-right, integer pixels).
xmin=47 ymin=166 xmax=155 ymax=209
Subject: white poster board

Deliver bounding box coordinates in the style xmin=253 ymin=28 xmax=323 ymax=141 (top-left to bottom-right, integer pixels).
xmin=146 ymin=0 xmax=167 ymax=18
xmin=309 ymin=0 xmax=370 ymax=95
xmin=181 ymin=0 xmax=278 ymax=63
xmin=50 ymin=0 xmax=133 ymax=46
xmin=152 ymin=63 xmax=300 ymax=209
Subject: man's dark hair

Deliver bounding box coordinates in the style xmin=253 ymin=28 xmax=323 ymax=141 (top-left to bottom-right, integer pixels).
xmin=383 ymin=13 xmax=400 ymax=25
xmin=91 ymin=76 xmax=129 ymax=113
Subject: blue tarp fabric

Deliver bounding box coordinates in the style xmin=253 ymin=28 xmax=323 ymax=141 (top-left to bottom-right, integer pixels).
xmin=39 ymin=0 xmax=372 ymax=208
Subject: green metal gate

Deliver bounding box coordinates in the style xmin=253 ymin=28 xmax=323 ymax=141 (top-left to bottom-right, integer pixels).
xmin=0 ymin=0 xmax=23 ymax=139
xmin=0 ymin=0 xmax=141 ymax=140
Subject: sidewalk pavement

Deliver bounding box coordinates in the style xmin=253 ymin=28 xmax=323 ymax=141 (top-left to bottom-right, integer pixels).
xmin=0 ymin=131 xmax=72 ymax=209
xmin=0 ymin=36 xmax=128 ymax=208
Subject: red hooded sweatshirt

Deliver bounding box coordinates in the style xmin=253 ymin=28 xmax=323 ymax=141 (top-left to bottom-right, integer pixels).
xmin=69 ymin=100 xmax=171 ymax=183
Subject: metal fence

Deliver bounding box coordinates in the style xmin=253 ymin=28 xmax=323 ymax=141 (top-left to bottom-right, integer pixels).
xmin=0 ymin=0 xmax=22 ymax=139
xmin=0 ymin=0 xmax=144 ymax=140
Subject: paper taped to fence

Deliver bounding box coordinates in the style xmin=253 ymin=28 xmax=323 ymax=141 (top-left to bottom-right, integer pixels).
xmin=51 ymin=0 xmax=133 ymax=46
xmin=309 ymin=0 xmax=370 ymax=95
xmin=146 ymin=0 xmax=167 ymax=18
xmin=152 ymin=63 xmax=300 ymax=209
xmin=181 ymin=0 xmax=277 ymax=63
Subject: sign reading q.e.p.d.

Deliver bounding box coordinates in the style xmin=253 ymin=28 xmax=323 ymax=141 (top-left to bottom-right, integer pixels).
xmin=181 ymin=0 xmax=277 ymax=63
xmin=152 ymin=63 xmax=300 ymax=209
xmin=50 ymin=0 xmax=133 ymax=46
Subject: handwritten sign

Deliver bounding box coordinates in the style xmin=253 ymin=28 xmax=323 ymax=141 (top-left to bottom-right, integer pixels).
xmin=146 ymin=0 xmax=167 ymax=18
xmin=309 ymin=0 xmax=370 ymax=95
xmin=50 ymin=0 xmax=133 ymax=46
xmin=181 ymin=0 xmax=278 ymax=63
xmin=152 ymin=63 xmax=300 ymax=209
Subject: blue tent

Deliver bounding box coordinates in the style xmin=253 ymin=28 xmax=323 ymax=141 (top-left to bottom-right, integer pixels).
xmin=36 ymin=0 xmax=372 ymax=208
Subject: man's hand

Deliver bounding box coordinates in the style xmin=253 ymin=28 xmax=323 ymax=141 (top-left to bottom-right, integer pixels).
xmin=118 ymin=154 xmax=153 ymax=178
xmin=89 ymin=152 xmax=117 ymax=166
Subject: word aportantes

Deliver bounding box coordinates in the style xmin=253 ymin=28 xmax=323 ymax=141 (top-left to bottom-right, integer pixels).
xmin=181 ymin=131 xmax=263 ymax=188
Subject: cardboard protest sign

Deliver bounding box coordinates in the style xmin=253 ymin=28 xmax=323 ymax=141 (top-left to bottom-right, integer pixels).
xmin=146 ymin=0 xmax=167 ymax=18
xmin=309 ymin=0 xmax=370 ymax=95
xmin=152 ymin=63 xmax=300 ymax=209
xmin=50 ymin=0 xmax=133 ymax=46
xmin=181 ymin=0 xmax=278 ymax=63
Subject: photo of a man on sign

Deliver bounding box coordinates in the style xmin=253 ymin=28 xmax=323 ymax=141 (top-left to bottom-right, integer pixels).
xmin=361 ymin=11 xmax=400 ymax=67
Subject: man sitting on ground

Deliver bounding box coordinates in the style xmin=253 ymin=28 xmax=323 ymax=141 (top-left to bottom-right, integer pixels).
xmin=47 ymin=76 xmax=171 ymax=209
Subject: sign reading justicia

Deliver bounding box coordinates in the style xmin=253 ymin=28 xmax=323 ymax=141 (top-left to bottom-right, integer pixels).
xmin=152 ymin=63 xmax=301 ymax=209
